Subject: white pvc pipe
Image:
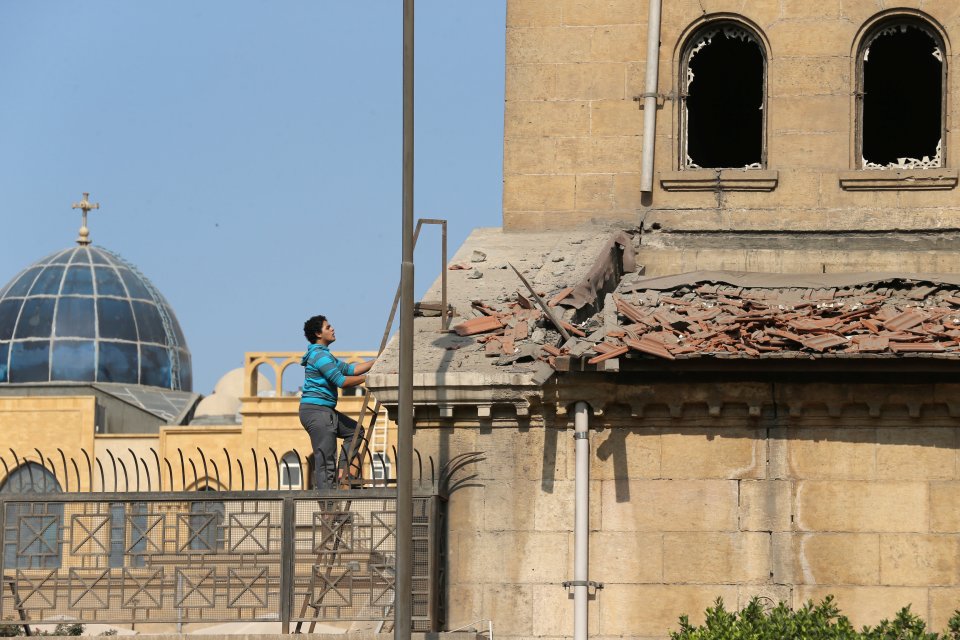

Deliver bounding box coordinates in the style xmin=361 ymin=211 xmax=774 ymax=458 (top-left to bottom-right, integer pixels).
xmin=639 ymin=0 xmax=663 ymax=192
xmin=573 ymin=401 xmax=590 ymax=640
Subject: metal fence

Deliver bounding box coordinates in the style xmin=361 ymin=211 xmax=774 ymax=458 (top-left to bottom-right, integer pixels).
xmin=0 ymin=490 xmax=442 ymax=633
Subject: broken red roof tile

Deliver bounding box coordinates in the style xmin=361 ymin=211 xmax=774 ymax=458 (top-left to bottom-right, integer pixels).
xmin=883 ymin=309 xmax=927 ymax=332
xmin=471 ymin=301 xmax=499 ymax=317
xmin=737 ymin=344 xmax=761 ymax=356
xmin=514 ymin=319 xmax=529 ymax=340
xmin=853 ymin=335 xmax=889 ymax=352
xmin=800 ymin=334 xmax=848 ymax=352
xmin=659 ymin=296 xmax=697 ymax=306
xmin=593 ymin=342 xmax=620 ymax=354
xmin=890 ymin=342 xmax=945 ymax=353
xmin=625 ymin=337 xmax=675 ymax=360
xmin=454 ymin=315 xmax=504 ymax=336
xmin=756 ymin=344 xmax=784 ymax=352
xmin=906 ymin=285 xmax=938 ymax=300
xmin=875 ymin=307 xmax=900 ymax=321
xmin=717 ymin=296 xmax=744 ymax=307
xmin=542 ymin=344 xmax=563 ymax=357
xmin=560 ymin=321 xmax=586 ymax=337
xmin=652 ymin=310 xmax=689 ymax=330
xmin=587 ymin=346 xmax=628 ymax=364
xmin=688 ymin=307 xmax=722 ymax=321
xmin=614 ymin=296 xmax=648 ymax=324
xmin=789 ymin=318 xmax=842 ymax=332
xmin=670 ymin=345 xmax=700 ymax=355
xmin=548 ymin=286 xmax=575 ymax=307
xmin=766 ymin=328 xmax=804 ymax=343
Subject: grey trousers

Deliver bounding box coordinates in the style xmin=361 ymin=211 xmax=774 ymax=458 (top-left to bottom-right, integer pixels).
xmin=299 ymin=404 xmax=364 ymax=490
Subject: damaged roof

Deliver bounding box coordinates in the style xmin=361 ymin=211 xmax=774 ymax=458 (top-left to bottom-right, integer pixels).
xmin=577 ymin=271 xmax=960 ymax=363
xmin=367 ymin=226 xmax=960 ymax=410
xmin=366 ymin=225 xmax=633 ymax=405
xmin=448 ymin=269 xmax=960 ymax=374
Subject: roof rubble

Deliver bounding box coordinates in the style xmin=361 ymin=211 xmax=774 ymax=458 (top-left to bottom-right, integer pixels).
xmin=452 ymin=274 xmax=960 ymax=373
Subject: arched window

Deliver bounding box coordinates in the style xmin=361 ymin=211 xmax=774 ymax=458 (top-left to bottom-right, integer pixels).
xmin=680 ymin=21 xmax=767 ymax=169
xmin=279 ymin=451 xmax=303 ymax=490
xmin=0 ymin=461 xmax=62 ymax=495
xmin=0 ymin=462 xmax=63 ymax=569
xmin=857 ymin=17 xmax=946 ymax=168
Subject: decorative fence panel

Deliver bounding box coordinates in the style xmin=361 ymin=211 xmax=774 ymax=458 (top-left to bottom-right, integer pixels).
xmin=0 ymin=491 xmax=441 ymax=633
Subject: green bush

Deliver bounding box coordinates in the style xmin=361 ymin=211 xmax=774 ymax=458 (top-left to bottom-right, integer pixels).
xmin=0 ymin=622 xmax=85 ymax=637
xmin=670 ymin=596 xmax=960 ymax=640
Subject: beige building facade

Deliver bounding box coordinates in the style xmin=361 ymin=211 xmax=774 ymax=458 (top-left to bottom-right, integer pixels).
xmin=369 ymin=1 xmax=960 ymax=638
xmin=0 ymin=351 xmax=391 ymax=494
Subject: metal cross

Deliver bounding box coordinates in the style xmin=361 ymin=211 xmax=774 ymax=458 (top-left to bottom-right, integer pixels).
xmin=71 ymin=192 xmax=100 ymax=246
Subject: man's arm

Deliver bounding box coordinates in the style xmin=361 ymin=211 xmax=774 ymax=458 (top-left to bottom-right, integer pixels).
xmin=341 ymin=374 xmax=366 ymax=388
xmin=352 ymin=359 xmax=375 ymax=375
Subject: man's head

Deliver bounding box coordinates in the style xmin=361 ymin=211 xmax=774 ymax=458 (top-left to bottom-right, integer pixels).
xmin=303 ymin=315 xmax=335 ymax=345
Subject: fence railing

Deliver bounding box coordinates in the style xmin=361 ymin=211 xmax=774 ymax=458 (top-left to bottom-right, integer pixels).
xmin=0 ymin=490 xmax=443 ymax=633
xmin=0 ymin=445 xmax=458 ymax=493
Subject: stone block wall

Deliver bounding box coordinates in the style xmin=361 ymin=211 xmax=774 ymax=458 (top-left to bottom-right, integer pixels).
xmin=503 ymin=0 xmax=960 ymax=251
xmin=0 ymin=396 xmax=96 ymax=490
xmin=419 ymin=383 xmax=960 ymax=639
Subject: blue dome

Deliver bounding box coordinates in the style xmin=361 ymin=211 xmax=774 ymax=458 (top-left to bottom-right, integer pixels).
xmin=0 ymin=246 xmax=191 ymax=390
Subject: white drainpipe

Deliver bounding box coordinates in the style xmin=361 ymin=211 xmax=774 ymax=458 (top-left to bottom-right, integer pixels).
xmin=639 ymin=0 xmax=664 ymax=192
xmin=572 ymin=401 xmax=598 ymax=640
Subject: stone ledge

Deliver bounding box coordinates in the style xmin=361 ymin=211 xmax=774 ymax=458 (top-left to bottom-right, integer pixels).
xmin=660 ymin=169 xmax=779 ymax=192
xmin=839 ymin=168 xmax=959 ymax=191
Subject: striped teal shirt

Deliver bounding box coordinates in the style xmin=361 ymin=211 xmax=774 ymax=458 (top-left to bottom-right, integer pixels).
xmin=300 ymin=344 xmax=356 ymax=407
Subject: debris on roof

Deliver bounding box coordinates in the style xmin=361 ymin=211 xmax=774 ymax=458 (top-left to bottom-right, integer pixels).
xmin=602 ymin=276 xmax=960 ymax=360
xmin=452 ymin=274 xmax=960 ymax=375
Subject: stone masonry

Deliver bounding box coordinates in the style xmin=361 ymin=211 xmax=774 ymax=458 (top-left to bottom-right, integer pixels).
xmin=503 ymin=0 xmax=960 ymax=274
xmin=372 ymin=1 xmax=960 ymax=637
xmin=425 ymin=381 xmax=960 ymax=639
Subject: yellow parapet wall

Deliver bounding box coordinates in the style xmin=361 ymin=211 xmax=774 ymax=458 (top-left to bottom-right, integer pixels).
xmin=0 ymin=351 xmax=395 ymax=493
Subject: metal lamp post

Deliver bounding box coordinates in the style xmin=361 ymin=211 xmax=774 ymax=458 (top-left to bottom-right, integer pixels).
xmin=396 ymin=0 xmax=415 ymax=638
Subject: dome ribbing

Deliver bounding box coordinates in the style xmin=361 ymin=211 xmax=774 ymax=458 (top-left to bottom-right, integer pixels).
xmin=0 ymin=246 xmax=191 ymax=390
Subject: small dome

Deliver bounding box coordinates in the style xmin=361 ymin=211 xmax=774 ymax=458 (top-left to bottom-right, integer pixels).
xmin=0 ymin=245 xmax=191 ymax=390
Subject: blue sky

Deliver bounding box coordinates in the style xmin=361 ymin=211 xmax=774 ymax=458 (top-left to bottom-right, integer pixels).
xmin=0 ymin=1 xmax=506 ymax=394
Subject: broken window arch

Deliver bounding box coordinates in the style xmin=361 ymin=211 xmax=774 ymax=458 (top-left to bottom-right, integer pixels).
xmin=857 ymin=18 xmax=946 ymax=169
xmin=681 ymin=21 xmax=766 ymax=169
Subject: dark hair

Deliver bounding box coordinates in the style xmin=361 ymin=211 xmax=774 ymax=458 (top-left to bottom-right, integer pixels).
xmin=303 ymin=315 xmax=327 ymax=343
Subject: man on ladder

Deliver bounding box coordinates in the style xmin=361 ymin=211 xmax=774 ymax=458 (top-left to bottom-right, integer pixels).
xmin=299 ymin=314 xmax=376 ymax=490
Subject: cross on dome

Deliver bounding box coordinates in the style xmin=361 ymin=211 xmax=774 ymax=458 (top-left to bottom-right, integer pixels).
xmin=71 ymin=192 xmax=100 ymax=246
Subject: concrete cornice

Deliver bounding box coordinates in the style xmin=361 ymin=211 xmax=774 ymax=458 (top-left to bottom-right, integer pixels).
xmin=547 ymin=379 xmax=960 ymax=423
xmin=384 ymin=377 xmax=960 ymax=425
xmin=367 ymin=372 xmax=540 ymax=418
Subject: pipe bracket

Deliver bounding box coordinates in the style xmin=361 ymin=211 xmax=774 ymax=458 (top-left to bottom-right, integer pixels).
xmin=562 ymin=580 xmax=604 ymax=595
xmin=573 ymin=431 xmax=589 ymax=440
